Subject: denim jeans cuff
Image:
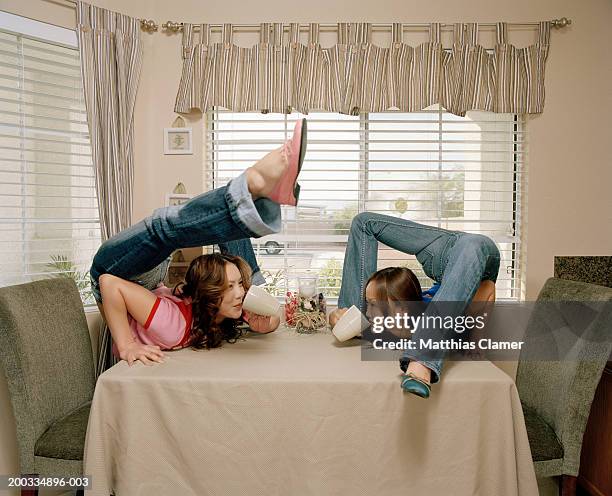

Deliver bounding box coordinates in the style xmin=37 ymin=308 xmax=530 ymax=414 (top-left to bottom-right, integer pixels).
xmin=226 ymin=173 xmax=281 ymax=237
xmin=399 ymin=353 xmax=442 ymax=384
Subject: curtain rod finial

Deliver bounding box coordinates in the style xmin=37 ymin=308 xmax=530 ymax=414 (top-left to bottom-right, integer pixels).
xmin=551 ymin=17 xmax=571 ymax=28
xmin=140 ymin=19 xmax=158 ymax=33
xmin=163 ymin=21 xmax=184 ymax=33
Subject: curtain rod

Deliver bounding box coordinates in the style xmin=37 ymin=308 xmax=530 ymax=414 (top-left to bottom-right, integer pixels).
xmin=161 ymin=18 xmax=572 ymax=34
xmin=51 ymin=0 xmax=571 ymax=35
xmin=47 ymin=0 xmax=159 ymax=31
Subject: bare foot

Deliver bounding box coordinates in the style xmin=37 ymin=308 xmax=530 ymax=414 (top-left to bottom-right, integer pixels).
xmin=246 ymin=147 xmax=288 ymax=199
xmin=329 ymin=307 xmax=349 ymax=329
xmin=406 ymin=361 xmax=431 ymax=384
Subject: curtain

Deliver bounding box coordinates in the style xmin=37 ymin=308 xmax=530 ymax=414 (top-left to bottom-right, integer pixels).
xmin=76 ymin=1 xmax=143 ymax=379
xmin=175 ymin=21 xmax=550 ymax=116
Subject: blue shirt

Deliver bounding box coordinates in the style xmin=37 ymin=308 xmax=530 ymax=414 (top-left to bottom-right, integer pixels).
xmin=421 ymin=283 xmax=441 ymax=302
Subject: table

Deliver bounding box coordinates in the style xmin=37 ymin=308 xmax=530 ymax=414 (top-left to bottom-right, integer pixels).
xmin=83 ymin=327 xmax=538 ymax=496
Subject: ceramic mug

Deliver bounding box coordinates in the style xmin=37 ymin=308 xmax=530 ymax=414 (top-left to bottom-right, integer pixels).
xmin=242 ymin=285 xmax=280 ymax=316
xmin=332 ymin=305 xmax=370 ymax=342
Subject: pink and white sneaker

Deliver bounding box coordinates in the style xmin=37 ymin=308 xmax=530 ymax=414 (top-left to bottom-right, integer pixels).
xmin=268 ymin=118 xmax=307 ymax=206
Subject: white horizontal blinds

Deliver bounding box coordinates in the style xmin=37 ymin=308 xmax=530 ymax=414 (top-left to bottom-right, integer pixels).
xmin=366 ymin=108 xmax=524 ymax=299
xmin=0 ymin=29 xmax=100 ymax=304
xmin=208 ymin=107 xmax=523 ymax=300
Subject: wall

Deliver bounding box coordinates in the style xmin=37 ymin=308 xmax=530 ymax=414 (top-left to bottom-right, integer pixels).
xmin=144 ymin=0 xmax=612 ymax=301
xmin=0 ymin=0 xmax=611 ymax=493
xmin=2 ymin=0 xmax=611 ymax=298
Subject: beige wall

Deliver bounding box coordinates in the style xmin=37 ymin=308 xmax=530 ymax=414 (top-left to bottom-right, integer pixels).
xmin=2 ymin=0 xmax=611 ymax=298
xmin=0 ymin=0 xmax=610 ymax=493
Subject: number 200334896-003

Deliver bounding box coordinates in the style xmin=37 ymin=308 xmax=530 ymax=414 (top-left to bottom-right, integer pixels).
xmin=0 ymin=475 xmax=91 ymax=489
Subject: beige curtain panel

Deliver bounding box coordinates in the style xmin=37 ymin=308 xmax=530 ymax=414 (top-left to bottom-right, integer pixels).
xmin=77 ymin=1 xmax=143 ymax=377
xmin=174 ymin=21 xmax=550 ymax=116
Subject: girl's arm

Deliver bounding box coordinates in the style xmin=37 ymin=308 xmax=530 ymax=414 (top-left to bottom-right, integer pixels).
xmin=98 ymin=274 xmax=166 ymax=365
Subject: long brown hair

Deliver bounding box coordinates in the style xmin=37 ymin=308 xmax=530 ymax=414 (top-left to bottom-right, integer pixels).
xmin=174 ymin=253 xmax=252 ymax=350
xmin=365 ymin=266 xmax=423 ymax=303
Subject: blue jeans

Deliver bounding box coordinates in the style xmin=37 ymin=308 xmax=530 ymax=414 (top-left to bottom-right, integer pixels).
xmin=90 ymin=172 xmax=279 ymax=302
xmin=218 ymin=239 xmax=266 ymax=286
xmin=337 ymin=212 xmax=500 ymax=383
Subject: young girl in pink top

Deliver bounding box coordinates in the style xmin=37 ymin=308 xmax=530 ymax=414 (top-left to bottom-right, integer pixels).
xmin=93 ymin=119 xmax=306 ymax=366
xmin=102 ymin=253 xmax=280 ymax=365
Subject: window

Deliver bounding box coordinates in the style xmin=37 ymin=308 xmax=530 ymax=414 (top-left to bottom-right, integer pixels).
xmin=208 ymin=107 xmax=524 ymax=301
xmin=0 ymin=13 xmax=100 ymax=305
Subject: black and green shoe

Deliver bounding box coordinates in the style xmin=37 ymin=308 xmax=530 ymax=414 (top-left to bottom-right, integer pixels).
xmin=400 ymin=373 xmax=431 ymax=399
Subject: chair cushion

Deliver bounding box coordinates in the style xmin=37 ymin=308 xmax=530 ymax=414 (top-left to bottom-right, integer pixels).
xmin=521 ymin=402 xmax=564 ymax=462
xmin=34 ymin=402 xmax=91 ymax=460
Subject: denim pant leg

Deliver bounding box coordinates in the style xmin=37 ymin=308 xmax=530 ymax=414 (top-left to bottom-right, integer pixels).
xmin=90 ymin=172 xmax=280 ymax=302
xmin=400 ymin=233 xmax=501 ymax=383
xmin=337 ymin=212 xmax=457 ymax=312
xmin=218 ymin=239 xmax=266 ymax=285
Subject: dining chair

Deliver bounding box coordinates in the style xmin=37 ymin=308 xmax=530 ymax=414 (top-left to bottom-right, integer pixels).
xmin=0 ymin=278 xmax=96 ymax=496
xmin=515 ymin=277 xmax=612 ymax=496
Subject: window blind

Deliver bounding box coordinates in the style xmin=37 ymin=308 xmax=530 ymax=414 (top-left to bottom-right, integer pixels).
xmin=0 ymin=27 xmax=100 ymax=305
xmin=208 ymin=106 xmax=524 ymax=301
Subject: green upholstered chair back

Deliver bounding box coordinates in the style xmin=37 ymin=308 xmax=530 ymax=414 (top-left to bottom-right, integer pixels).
xmin=516 ymin=277 xmax=612 ymax=476
xmin=0 ymin=279 xmax=95 ymax=475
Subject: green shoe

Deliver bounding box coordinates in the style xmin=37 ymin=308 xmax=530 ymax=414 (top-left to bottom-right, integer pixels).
xmin=401 ymin=373 xmax=431 ymax=399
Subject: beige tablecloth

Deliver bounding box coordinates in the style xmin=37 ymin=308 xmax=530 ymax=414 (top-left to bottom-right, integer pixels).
xmin=84 ymin=328 xmax=538 ymax=496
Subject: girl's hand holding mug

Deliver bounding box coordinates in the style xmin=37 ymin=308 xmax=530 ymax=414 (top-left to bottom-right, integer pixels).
xmin=246 ymin=312 xmax=272 ymax=333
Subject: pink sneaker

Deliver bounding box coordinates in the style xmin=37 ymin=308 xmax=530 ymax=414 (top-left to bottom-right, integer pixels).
xmin=268 ymin=118 xmax=307 ymax=206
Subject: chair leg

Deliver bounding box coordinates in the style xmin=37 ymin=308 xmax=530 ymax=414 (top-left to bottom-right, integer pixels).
xmin=20 ymin=473 xmax=38 ymax=496
xmin=560 ymin=475 xmax=577 ymax=496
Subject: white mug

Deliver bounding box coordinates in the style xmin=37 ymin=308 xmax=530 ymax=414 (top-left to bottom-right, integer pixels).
xmin=332 ymin=305 xmax=370 ymax=342
xmin=242 ymin=285 xmax=280 ymax=316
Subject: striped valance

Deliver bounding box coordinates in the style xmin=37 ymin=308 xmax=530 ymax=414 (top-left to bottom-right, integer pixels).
xmin=174 ymin=21 xmax=551 ymax=117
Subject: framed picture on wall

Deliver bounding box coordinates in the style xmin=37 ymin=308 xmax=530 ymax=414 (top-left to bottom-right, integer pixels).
xmin=165 ymin=193 xmax=191 ymax=207
xmin=164 ymin=127 xmax=193 ymax=155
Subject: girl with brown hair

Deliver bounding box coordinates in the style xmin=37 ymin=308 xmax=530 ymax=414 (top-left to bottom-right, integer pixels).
xmin=92 ymin=119 xmax=307 ymax=366
xmin=99 ymin=252 xmax=280 ymax=366
xmin=329 ymin=212 xmax=499 ymax=398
